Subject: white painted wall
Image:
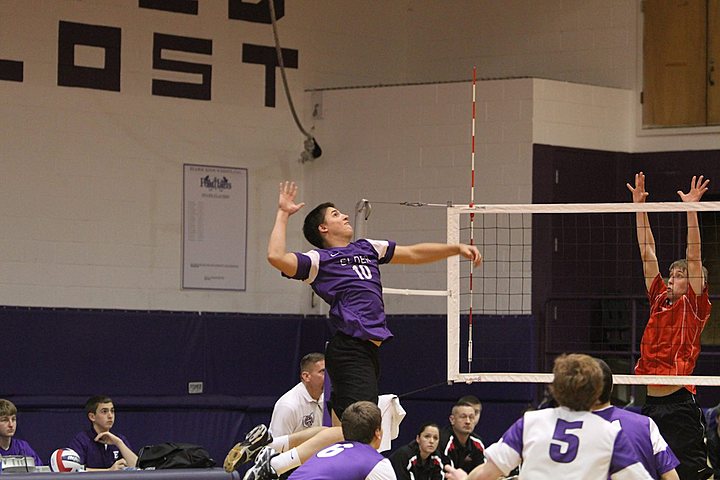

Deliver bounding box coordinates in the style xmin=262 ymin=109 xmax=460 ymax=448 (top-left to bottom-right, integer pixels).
xmin=533 ymin=79 xmax=633 ymax=152
xmin=304 ymin=79 xmax=534 ymax=315
xmin=402 ymin=0 xmax=638 ymax=89
xmin=0 ymin=1 xmax=716 ymax=314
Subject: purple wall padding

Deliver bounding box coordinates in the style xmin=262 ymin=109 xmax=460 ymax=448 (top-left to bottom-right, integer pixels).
xmin=2 ymin=308 xmax=535 ymax=464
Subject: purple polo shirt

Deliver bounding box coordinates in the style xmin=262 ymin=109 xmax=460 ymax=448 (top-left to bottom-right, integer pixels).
xmin=67 ymin=428 xmax=132 ymax=469
xmin=0 ymin=438 xmax=43 ymax=466
xmin=286 ymin=239 xmax=396 ymax=342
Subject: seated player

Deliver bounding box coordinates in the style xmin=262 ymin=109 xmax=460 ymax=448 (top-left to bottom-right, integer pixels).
xmin=0 ymin=399 xmax=43 ymax=466
xmin=243 ymin=401 xmax=395 ymax=480
xmin=67 ymin=395 xmax=137 ymax=471
xmin=225 ymin=423 xmax=343 ymax=476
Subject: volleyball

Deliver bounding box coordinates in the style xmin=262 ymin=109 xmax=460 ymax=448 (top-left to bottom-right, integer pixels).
xmin=50 ymin=448 xmax=84 ymax=472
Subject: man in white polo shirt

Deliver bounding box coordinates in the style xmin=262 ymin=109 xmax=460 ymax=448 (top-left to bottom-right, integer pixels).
xmin=270 ymin=353 xmax=325 ymax=437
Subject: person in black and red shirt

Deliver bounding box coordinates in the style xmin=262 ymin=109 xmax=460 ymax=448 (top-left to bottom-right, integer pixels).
xmin=390 ymin=422 xmax=449 ymax=480
xmin=438 ymin=401 xmax=485 ymax=472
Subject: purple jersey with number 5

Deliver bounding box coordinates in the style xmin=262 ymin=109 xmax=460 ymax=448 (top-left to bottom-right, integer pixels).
xmin=485 ymin=407 xmax=653 ymax=480
xmin=286 ymin=239 xmax=396 ymax=342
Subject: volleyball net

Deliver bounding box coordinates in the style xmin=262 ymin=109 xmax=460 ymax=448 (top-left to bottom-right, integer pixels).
xmin=442 ymin=200 xmax=720 ymax=389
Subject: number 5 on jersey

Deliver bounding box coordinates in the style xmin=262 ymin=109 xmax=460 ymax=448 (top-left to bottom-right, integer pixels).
xmin=549 ymin=419 xmax=583 ymax=463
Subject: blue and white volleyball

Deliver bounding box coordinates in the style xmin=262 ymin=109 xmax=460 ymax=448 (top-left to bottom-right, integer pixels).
xmin=50 ymin=448 xmax=84 ymax=472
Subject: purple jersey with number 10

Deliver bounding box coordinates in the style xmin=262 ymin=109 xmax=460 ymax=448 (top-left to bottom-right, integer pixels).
xmin=287 ymin=239 xmax=396 ymax=342
xmin=485 ymin=407 xmax=653 ymax=480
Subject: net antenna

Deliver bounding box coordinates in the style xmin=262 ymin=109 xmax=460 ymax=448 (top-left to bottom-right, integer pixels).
xmin=467 ymin=66 xmax=477 ymax=372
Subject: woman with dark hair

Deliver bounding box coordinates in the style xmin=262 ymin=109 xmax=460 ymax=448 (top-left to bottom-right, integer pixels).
xmin=390 ymin=422 xmax=448 ymax=480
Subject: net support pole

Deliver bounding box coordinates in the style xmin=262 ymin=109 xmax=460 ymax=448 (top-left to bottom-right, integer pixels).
xmin=447 ymin=208 xmax=461 ymax=382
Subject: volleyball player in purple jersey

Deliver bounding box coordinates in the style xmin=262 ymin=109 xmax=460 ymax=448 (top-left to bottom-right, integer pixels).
xmin=268 ymin=181 xmax=481 ymax=423
xmin=592 ymin=359 xmax=679 ymax=480
xmin=287 ymin=401 xmax=395 ymax=480
xmin=444 ymin=354 xmax=653 ymax=480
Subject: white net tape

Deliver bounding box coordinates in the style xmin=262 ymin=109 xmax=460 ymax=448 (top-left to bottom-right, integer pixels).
xmin=454 ymin=373 xmax=720 ymax=386
xmin=383 ymin=287 xmax=448 ymax=296
xmin=450 ymin=201 xmax=720 ymax=215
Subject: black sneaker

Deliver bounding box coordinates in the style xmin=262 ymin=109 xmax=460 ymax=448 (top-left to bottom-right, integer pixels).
xmin=224 ymin=424 xmax=273 ymax=472
xmin=242 ymin=447 xmax=278 ymax=480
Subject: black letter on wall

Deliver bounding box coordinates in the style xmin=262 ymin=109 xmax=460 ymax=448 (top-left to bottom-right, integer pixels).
xmin=153 ymin=33 xmax=212 ymax=101
xmin=0 ymin=57 xmax=23 ymax=82
xmin=139 ymin=0 xmax=198 ymax=15
xmin=228 ymin=0 xmax=284 ymax=24
xmin=242 ymin=44 xmax=297 ymax=108
xmin=58 ymin=21 xmax=121 ymax=91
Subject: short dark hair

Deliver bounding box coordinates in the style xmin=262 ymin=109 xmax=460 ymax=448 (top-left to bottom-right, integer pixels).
xmin=303 ymin=202 xmax=334 ymax=249
xmin=549 ymin=354 xmax=602 ymax=411
xmin=300 ymin=352 xmax=325 ymax=374
xmin=595 ymin=358 xmax=613 ymax=404
xmin=85 ymin=395 xmax=113 ymax=416
xmin=341 ymin=401 xmax=381 ymax=444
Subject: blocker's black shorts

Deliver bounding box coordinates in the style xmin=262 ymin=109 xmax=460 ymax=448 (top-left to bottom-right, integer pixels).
xmin=643 ymin=388 xmax=711 ymax=480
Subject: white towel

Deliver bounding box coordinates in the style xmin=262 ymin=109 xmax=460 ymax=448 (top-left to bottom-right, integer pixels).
xmin=377 ymin=394 xmax=406 ymax=452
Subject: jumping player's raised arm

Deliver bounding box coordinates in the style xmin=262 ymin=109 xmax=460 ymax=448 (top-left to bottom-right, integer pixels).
xmin=677 ymin=175 xmax=710 ymax=295
xmin=626 ymin=172 xmax=659 ymax=291
xmin=391 ymin=243 xmax=482 ymax=267
xmin=267 ymin=181 xmax=306 ymax=278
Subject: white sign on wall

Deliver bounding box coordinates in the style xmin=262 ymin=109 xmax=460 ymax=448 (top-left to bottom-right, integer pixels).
xmin=183 ymin=164 xmax=248 ymax=291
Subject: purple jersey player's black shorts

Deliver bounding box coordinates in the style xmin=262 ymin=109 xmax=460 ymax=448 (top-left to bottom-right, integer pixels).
xmin=325 ymin=332 xmax=380 ymax=419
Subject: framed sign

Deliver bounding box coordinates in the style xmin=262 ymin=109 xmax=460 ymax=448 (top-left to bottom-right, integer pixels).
xmin=183 ymin=164 xmax=248 ymax=290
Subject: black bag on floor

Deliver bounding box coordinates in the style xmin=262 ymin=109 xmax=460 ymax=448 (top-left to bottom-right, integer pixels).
xmin=137 ymin=442 xmax=216 ymax=469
